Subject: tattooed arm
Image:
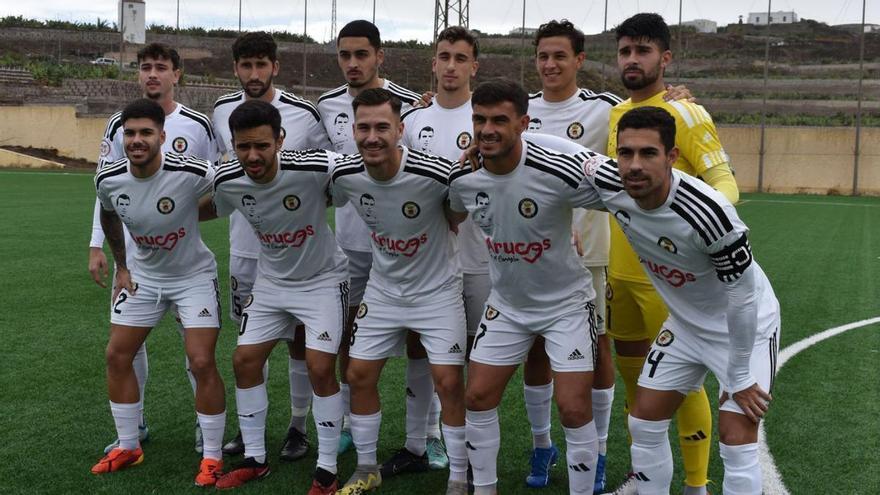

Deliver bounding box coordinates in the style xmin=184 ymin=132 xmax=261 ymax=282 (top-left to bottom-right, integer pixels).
xmin=100 ymin=208 xmax=136 ymax=298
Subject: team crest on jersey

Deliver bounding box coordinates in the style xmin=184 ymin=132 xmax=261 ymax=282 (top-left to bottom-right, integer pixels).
xmin=283 ymin=195 xmax=301 ymax=211
xmin=658 ymin=237 xmax=677 ymax=254
xmin=605 ymin=282 xmax=613 ymax=301
xmin=456 ymin=131 xmax=473 ymax=150
xmin=356 ymin=303 xmax=368 ymax=319
xmin=100 ymin=139 xmax=111 ymax=158
xmin=518 ymin=198 xmax=538 ymax=218
xmin=485 ymin=305 xmax=499 ymax=320
xmin=243 ymin=294 xmax=254 ymax=309
xmin=157 ymin=197 xmax=175 ymax=214
xmin=656 ymin=329 xmax=674 ymax=347
xmin=567 ymin=122 xmax=584 ymax=140
xmin=402 ymin=201 xmax=421 ymax=219
xmin=172 ymin=137 xmax=188 ymax=153
xmin=582 ymin=155 xmax=604 ymax=177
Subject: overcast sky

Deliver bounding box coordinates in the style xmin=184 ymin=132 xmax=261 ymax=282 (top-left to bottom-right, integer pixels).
xmin=1 ymin=0 xmax=874 ymax=42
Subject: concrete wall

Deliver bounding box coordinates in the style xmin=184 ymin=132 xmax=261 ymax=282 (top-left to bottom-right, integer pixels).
xmin=0 ymin=104 xmax=877 ymax=195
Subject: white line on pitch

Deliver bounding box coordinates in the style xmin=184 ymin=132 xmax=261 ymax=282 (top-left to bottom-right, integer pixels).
xmin=760 ymin=316 xmax=880 ymax=494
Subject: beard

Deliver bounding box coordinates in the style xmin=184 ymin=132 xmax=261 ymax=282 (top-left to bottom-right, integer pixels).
xmin=242 ymin=76 xmax=273 ymax=98
xmin=620 ymin=64 xmax=661 ymax=91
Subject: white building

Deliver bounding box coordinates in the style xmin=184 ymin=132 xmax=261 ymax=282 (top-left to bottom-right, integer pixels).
xmin=681 ymin=19 xmax=717 ymax=33
xmin=748 ymin=11 xmax=798 ymax=25
xmin=509 ymin=27 xmax=538 ymax=36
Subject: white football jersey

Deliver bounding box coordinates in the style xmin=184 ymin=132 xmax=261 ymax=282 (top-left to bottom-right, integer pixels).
xmin=401 ymin=99 xmax=487 ymax=276
xmin=579 ymin=160 xmax=779 ymax=341
xmin=317 ymin=80 xmax=421 ymax=253
xmin=212 ymin=88 xmax=332 ymax=259
xmin=95 ymin=153 xmax=218 ymax=287
xmin=448 ymin=140 xmax=599 ymax=317
xmin=91 ymin=103 xmax=219 ymax=249
xmin=526 ymin=88 xmax=621 ymax=266
xmin=330 ymin=147 xmax=460 ymax=304
xmin=212 ymin=150 xmax=347 ymax=288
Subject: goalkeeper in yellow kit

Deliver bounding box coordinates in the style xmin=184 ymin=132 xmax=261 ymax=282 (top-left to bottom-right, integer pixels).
xmin=603 ymin=14 xmax=740 ymax=495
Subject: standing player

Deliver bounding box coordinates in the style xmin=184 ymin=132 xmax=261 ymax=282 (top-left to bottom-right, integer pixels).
xmin=205 ymin=101 xmax=347 ymax=494
xmin=603 ymin=14 xmax=739 ymax=495
xmin=316 ymin=19 xmax=423 ymax=454
xmin=212 ymin=31 xmax=332 ymax=460
xmin=394 ymin=25 xmax=483 ymax=475
xmin=87 ymin=42 xmax=218 ymax=454
xmin=589 ymin=105 xmax=778 ymax=495
xmin=521 ymin=20 xmax=620 ymax=491
xmin=448 ymin=79 xmax=601 ymax=495
xmin=91 ymin=98 xmax=226 ymax=486
xmin=330 ymin=88 xmax=468 ymax=495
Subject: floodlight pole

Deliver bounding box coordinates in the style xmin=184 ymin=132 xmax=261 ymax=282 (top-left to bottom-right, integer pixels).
xmin=853 ymin=0 xmax=866 ymax=195
xmin=238 ymin=0 xmax=242 ymax=32
xmin=519 ymin=0 xmax=526 ymax=86
xmin=176 ymin=0 xmax=180 ymax=31
xmin=303 ymin=0 xmax=308 ymax=94
xmin=757 ymin=0 xmax=771 ymax=193
xmin=372 ymin=0 xmax=376 ymax=24
xmin=601 ymin=0 xmax=607 ymax=92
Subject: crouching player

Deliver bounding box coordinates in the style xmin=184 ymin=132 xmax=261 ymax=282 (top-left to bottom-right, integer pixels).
xmin=584 ymin=106 xmax=780 ymax=495
xmin=92 ymin=98 xmax=226 ymax=486
xmin=202 ymin=100 xmax=348 ymax=494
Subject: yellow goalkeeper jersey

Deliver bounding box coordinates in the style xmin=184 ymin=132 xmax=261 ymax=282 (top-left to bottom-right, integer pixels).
xmin=606 ymin=90 xmax=734 ymax=282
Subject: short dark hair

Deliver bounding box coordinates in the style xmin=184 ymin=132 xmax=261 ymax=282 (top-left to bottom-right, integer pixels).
xmin=338 ymin=20 xmax=382 ymax=50
xmin=137 ymin=42 xmax=181 ymax=70
xmin=419 ymin=126 xmax=434 ymax=136
xmin=352 ymin=88 xmax=401 ymax=117
xmin=472 ymin=79 xmax=529 ymax=116
xmin=242 ymin=194 xmax=257 ymax=205
xmin=335 ymin=112 xmax=349 ymax=123
xmin=228 ymin=100 xmax=282 ymax=139
xmin=232 ymin=31 xmax=278 ymax=62
xmin=616 ymin=106 xmax=676 ymax=152
xmin=534 ymin=19 xmax=585 ymax=54
xmin=436 ymin=26 xmax=479 ymax=59
xmin=615 ymin=13 xmax=671 ymax=52
xmin=121 ymin=98 xmax=165 ymax=128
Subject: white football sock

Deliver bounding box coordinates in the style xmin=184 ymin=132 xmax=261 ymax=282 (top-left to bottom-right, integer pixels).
xmin=523 ymin=382 xmax=553 ymax=449
xmin=236 ymin=383 xmax=269 ymax=463
xmin=132 ymin=344 xmax=148 ymax=426
xmin=629 ymin=416 xmax=673 ymax=495
xmin=110 ymin=400 xmax=140 ymax=450
xmin=405 ymin=358 xmax=432 ymax=455
xmin=683 ymin=485 xmax=708 ymax=495
xmin=466 ymin=408 xmax=500 ymax=489
xmin=591 ymin=386 xmax=614 ymax=455
xmin=340 ymin=382 xmax=351 ymax=430
xmin=563 ymin=421 xmax=599 ymax=494
xmin=313 ymin=392 xmax=343 ymax=474
xmin=351 ymin=411 xmax=381 ymax=466
xmin=288 ymin=357 xmax=311 ymax=434
xmin=719 ymin=442 xmax=761 ymax=495
xmin=197 ymin=410 xmax=226 ymax=461
xmin=442 ymin=423 xmax=467 ymax=482
xmin=428 ymin=393 xmax=442 ymax=439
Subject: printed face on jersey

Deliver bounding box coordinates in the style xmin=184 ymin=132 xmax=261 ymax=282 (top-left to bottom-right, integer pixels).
xmin=433 ymin=39 xmax=478 ymax=93
xmin=472 ymin=101 xmax=529 ymax=159
xmin=234 ymin=55 xmax=279 ymax=98
xmin=337 ymin=37 xmax=383 ymax=88
xmin=474 ymin=192 xmax=493 ymax=231
xmin=359 ymin=193 xmax=377 ymax=226
xmin=617 ymin=36 xmax=671 ymax=91
xmin=616 ymin=127 xmax=678 ymax=208
xmin=240 ymin=195 xmax=261 ymax=225
xmin=116 ymin=194 xmax=132 ymax=223
xmin=418 ymin=126 xmax=434 ymax=151
xmin=123 ymin=117 xmax=165 ymax=168
xmin=139 ymin=55 xmax=180 ymax=100
xmin=233 ymin=124 xmax=282 ymax=184
xmin=528 ymin=118 xmax=543 ymax=131
xmin=354 ymin=102 xmax=403 ymax=169
xmin=334 ymin=113 xmax=350 ymax=135
xmin=535 ymin=36 xmax=584 ymax=94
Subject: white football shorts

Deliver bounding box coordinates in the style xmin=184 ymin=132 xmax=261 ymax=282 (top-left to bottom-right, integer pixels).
xmin=110 ymin=277 xmax=221 ymax=329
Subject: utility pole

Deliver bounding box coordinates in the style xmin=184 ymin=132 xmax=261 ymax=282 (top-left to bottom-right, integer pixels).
xmin=331 ymin=0 xmax=337 ymax=41
xmin=853 ymin=0 xmax=866 ymax=195
xmin=302 ymin=0 xmax=308 ymax=93
xmin=176 ymin=0 xmax=180 ymax=32
xmin=238 ymin=0 xmax=242 ymax=32
xmin=519 ymin=0 xmax=526 ymax=86
xmin=757 ymin=0 xmax=771 ymax=193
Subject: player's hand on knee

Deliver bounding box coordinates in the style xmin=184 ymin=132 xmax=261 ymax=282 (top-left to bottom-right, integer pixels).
xmin=112 ymin=267 xmax=137 ymax=301
xmin=89 ymin=247 xmax=109 ymax=287
xmin=730 ymin=383 xmax=772 ymax=424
